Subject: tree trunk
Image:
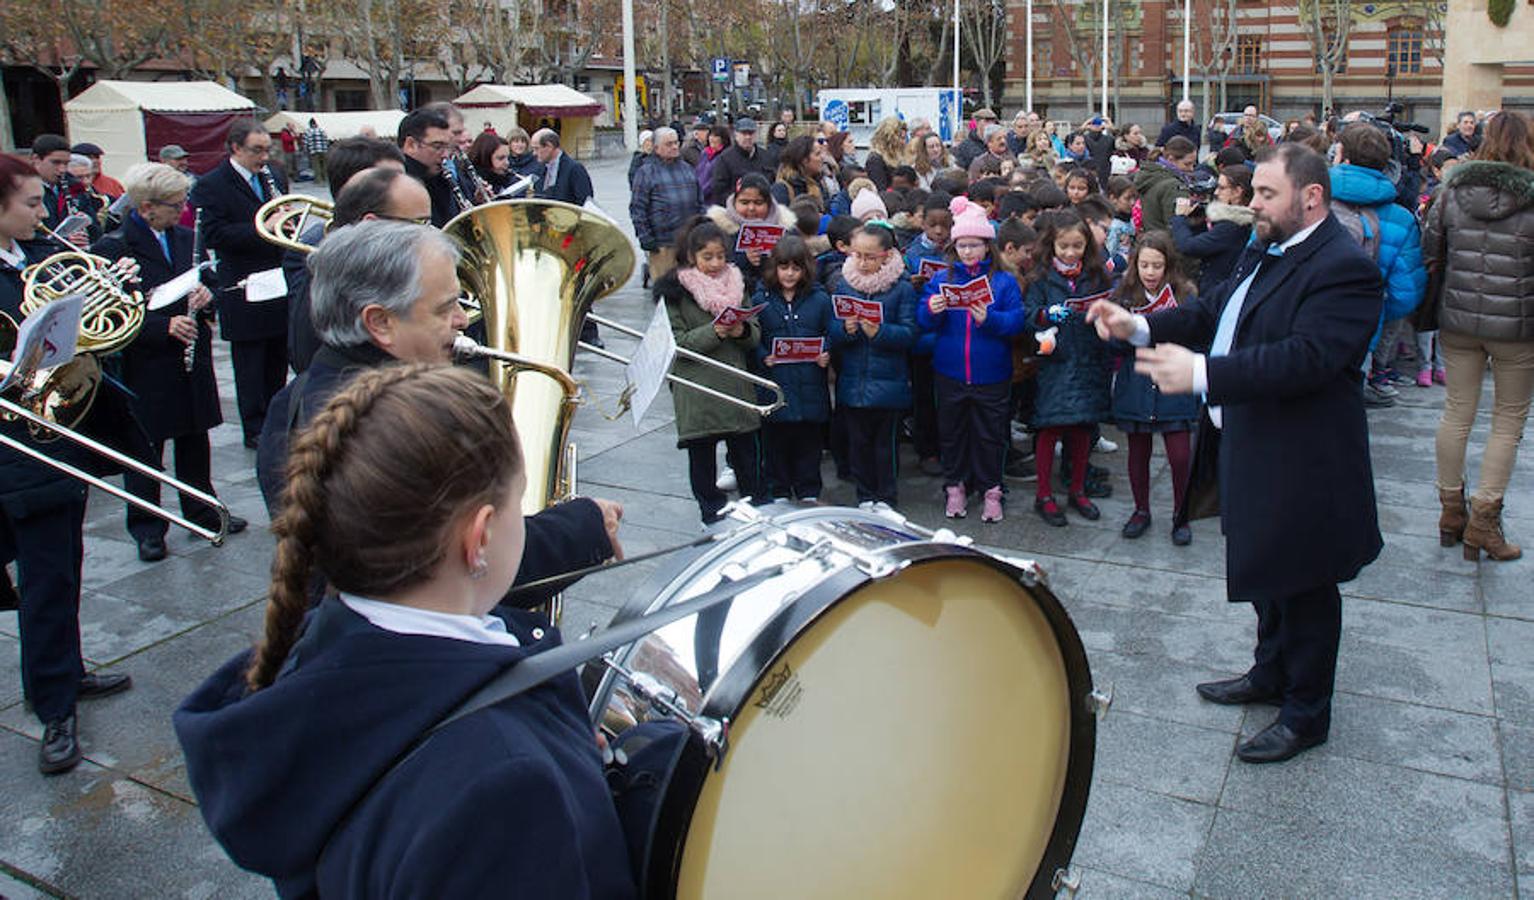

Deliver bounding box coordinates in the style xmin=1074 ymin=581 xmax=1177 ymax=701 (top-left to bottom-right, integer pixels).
xmin=659 ymin=0 xmax=672 ymax=120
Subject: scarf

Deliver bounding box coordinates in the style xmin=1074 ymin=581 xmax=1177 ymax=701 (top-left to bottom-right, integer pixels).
xmin=839 ymin=250 xmax=906 ymax=295
xmin=1155 ymin=157 xmax=1192 ymax=186
xmin=1052 ymin=256 xmax=1083 ymax=278
xmin=677 ymin=265 xmax=746 ymax=316
xmin=720 ymin=194 xmax=783 ymax=231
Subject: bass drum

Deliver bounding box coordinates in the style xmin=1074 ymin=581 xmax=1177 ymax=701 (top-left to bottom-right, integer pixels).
xmin=587 ymin=503 xmax=1098 ymax=899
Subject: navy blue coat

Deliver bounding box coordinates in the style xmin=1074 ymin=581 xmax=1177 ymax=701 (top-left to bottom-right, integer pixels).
xmin=753 ymin=284 xmax=834 ymax=423
xmin=1171 ymin=205 xmax=1254 ymax=300
xmin=1109 ymin=294 xmax=1200 ymax=428
xmin=174 ymin=599 xmax=636 ymax=899
xmin=1023 ymin=268 xmax=1114 ymax=428
xmin=826 ymin=276 xmax=918 ymax=409
xmin=538 ymin=152 xmax=594 ymax=207
xmin=1146 ymin=214 xmax=1383 ymax=600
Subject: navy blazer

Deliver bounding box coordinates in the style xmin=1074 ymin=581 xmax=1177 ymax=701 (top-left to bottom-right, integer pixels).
xmin=189 ymin=159 xmax=290 ymax=342
xmin=539 ymin=153 xmax=594 ymax=207
xmin=1145 ymin=214 xmax=1384 ymax=600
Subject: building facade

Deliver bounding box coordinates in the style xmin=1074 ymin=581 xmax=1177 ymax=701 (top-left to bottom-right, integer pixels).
xmin=1001 ymin=0 xmax=1534 ymax=135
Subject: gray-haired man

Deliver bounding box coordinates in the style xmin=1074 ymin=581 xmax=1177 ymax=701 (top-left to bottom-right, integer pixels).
xmin=256 ymin=220 xmax=623 ymax=602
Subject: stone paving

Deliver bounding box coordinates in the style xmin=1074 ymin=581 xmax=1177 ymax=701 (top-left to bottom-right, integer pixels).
xmin=1 ymin=156 xmax=1531 ymax=898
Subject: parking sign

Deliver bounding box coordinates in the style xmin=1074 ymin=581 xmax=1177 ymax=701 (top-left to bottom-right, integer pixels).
xmin=711 ymin=57 xmax=729 ymax=82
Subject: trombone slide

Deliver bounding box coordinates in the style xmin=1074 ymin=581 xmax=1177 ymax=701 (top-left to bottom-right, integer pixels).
xmin=582 ymin=312 xmax=787 ymax=416
xmin=0 ymin=394 xmax=230 ymax=545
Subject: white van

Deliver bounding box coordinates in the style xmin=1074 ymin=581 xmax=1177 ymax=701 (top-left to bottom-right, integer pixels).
xmin=816 ymin=88 xmax=964 ymax=148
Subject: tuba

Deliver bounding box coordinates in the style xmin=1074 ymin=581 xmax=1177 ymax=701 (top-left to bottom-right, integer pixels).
xmin=443 ymin=199 xmax=635 ymax=516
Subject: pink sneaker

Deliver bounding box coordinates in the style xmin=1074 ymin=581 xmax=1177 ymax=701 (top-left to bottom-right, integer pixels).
xmin=981 ymin=486 xmax=1004 ymax=522
xmin=1433 ymin=368 xmax=1446 ymax=385
xmin=1416 ymin=370 xmax=1432 ymax=388
xmin=945 ymin=484 xmax=967 ymax=518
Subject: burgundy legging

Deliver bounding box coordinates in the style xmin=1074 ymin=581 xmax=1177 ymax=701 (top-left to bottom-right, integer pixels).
xmin=1035 ymin=425 xmax=1093 ymax=501
xmin=1127 ymin=430 xmax=1192 ymax=518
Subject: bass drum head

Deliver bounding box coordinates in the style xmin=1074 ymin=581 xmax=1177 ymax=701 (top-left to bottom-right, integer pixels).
xmin=672 ymin=556 xmax=1083 ymax=899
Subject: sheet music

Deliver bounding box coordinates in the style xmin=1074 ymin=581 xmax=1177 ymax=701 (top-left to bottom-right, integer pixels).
xmin=147 ymin=263 xmax=213 ymax=311
xmin=243 ymin=267 xmax=288 ymax=302
xmin=626 ymin=303 xmax=677 ymax=428
xmin=0 ymin=293 xmax=83 ymax=393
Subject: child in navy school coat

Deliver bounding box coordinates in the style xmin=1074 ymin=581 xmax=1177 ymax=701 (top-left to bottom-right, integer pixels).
xmin=1109 ymin=231 xmax=1199 ymax=545
xmin=754 ymin=235 xmax=835 ymax=501
xmin=828 ymin=222 xmax=919 ymax=510
xmin=1024 ymin=209 xmax=1115 ymax=527
xmin=917 ymin=196 xmax=1026 ymax=523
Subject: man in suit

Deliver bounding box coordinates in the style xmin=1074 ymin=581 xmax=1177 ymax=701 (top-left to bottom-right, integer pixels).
xmin=1088 ymin=143 xmax=1384 ymax=763
xmin=189 ymin=119 xmax=292 ymax=448
xmin=398 ymin=106 xmax=464 ymax=228
xmin=31 ymin=134 xmax=89 ymax=249
xmin=532 ymin=128 xmax=593 ymax=207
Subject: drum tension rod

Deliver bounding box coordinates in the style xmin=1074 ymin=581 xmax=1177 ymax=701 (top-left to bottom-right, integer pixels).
xmin=593 ymin=655 xmax=730 ymax=765
xmin=1087 ymin=684 xmax=1114 ymax=721
xmin=1052 ymin=867 xmax=1082 ymax=898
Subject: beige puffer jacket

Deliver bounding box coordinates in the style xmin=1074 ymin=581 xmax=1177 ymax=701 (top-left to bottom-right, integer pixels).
xmin=1422 ymin=160 xmax=1534 ymax=342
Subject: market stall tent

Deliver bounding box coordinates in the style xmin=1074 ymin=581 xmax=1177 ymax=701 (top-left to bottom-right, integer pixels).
xmin=65 ymin=80 xmax=256 ymax=179
xmin=453 ymin=84 xmax=604 ymax=158
xmin=264 ymin=109 xmax=406 ymax=143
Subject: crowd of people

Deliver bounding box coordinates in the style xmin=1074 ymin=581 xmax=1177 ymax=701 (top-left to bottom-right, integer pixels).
xmin=1 ymin=89 xmax=1531 ymax=892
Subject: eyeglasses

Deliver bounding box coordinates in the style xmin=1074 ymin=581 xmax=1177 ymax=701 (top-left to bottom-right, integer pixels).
xmin=423 ymin=140 xmax=455 ymax=153
xmin=151 ymin=198 xmax=187 ymax=210
xmin=375 ymin=213 xmax=432 ymax=225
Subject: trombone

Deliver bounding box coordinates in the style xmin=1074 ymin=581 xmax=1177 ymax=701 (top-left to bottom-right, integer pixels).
xmin=578 ymin=313 xmax=785 ymax=416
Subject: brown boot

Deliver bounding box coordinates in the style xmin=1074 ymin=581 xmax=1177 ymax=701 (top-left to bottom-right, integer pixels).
xmin=1439 ymin=486 xmax=1468 ymax=546
xmin=1464 ymin=498 xmax=1522 ymax=562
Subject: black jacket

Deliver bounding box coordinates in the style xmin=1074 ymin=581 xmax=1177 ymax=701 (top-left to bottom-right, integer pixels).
xmin=256 ymin=342 xmax=613 ymax=605
xmin=1082 ymin=129 xmax=1116 ymax=185
xmin=538 ymin=152 xmax=594 ymax=207
xmin=708 ymin=144 xmax=772 ymax=208
xmin=91 ymin=215 xmax=222 ymax=440
xmin=403 ymin=154 xmax=465 ymax=229
xmin=1146 ymin=214 xmax=1383 ymax=600
xmin=174 ymin=599 xmax=636 ymax=899
xmin=281 ymin=222 xmax=326 ymax=374
xmin=188 ymin=159 xmax=290 ymax=341
xmin=1155 ymin=120 xmax=1202 ymax=151
xmin=1170 ymin=201 xmax=1255 ymax=299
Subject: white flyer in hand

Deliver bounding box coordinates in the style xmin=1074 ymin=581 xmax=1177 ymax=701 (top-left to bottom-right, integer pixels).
xmin=0 ymin=293 xmax=83 ymax=393
xmin=625 ymin=303 xmax=677 ymax=428
xmin=244 ymin=266 xmax=288 ymax=302
xmin=148 ymin=264 xmax=209 ymax=311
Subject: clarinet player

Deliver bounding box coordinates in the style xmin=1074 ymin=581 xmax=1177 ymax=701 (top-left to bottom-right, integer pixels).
xmin=92 ymin=163 xmax=248 ymax=562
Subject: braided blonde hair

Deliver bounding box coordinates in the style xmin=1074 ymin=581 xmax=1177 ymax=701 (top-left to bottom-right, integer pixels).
xmin=246 ymin=364 xmax=523 ymax=692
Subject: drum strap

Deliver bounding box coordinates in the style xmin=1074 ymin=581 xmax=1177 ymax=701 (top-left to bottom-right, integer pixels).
xmin=434 ymin=562 xmax=786 ymax=738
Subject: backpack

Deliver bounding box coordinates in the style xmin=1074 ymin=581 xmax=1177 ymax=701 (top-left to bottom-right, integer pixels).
xmin=1330 ymin=200 xmax=1382 ymax=263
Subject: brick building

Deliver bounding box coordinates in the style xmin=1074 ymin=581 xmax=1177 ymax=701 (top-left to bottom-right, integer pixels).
xmin=1000 ymin=0 xmax=1534 ymax=136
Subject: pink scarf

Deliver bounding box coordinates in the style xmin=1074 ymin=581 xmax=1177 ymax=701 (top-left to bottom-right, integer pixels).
xmin=1052 ymin=256 xmax=1083 ymax=278
xmin=839 ymin=251 xmax=905 ymax=295
xmin=677 ymin=265 xmax=747 ymax=316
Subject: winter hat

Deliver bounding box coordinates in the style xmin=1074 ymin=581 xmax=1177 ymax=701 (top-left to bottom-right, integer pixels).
xmin=851 ymin=189 xmax=888 ymax=221
xmin=948 ymin=196 xmax=994 ymax=242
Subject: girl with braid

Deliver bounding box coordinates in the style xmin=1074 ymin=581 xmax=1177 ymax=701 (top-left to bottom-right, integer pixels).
xmin=174 ymin=364 xmax=635 ymax=899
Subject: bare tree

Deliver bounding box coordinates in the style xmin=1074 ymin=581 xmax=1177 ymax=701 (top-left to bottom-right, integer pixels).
xmin=330 ymin=0 xmax=449 ymax=108
xmin=960 ymin=0 xmax=1007 ymax=109
xmin=1052 ymin=0 xmax=1102 ymax=114
xmin=178 ymin=0 xmax=294 ymax=110
xmin=1183 ymin=0 xmax=1240 ymax=126
xmin=0 ymin=11 xmax=88 ymax=112
xmin=60 ymin=0 xmax=183 ymax=80
xmin=1301 ymin=0 xmax=1352 ymax=115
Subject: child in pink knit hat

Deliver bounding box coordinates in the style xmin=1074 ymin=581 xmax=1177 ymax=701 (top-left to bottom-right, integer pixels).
xmin=916 ymin=196 xmax=1026 ymax=522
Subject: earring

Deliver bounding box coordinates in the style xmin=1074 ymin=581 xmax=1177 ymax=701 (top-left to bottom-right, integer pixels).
xmin=469 ymin=553 xmax=489 ymax=580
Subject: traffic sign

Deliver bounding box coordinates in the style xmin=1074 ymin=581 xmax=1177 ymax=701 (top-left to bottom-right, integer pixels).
xmin=711 ymin=57 xmax=729 ymax=83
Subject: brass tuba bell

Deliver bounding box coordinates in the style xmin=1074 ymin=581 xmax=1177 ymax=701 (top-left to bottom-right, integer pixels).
xmin=443 ymin=199 xmax=636 ymax=516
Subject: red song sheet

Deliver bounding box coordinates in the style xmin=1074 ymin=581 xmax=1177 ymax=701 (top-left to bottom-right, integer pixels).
xmin=939 ymin=275 xmax=994 ymax=313
xmin=735 ymin=223 xmax=785 ymax=255
xmin=771 ymin=337 xmax=825 ymax=363
xmin=712 ymin=303 xmax=768 ymax=328
xmin=831 ymin=295 xmax=884 ymax=323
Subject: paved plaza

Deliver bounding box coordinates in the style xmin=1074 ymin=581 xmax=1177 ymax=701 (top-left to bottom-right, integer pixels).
xmin=1 ymin=157 xmax=1531 ymax=898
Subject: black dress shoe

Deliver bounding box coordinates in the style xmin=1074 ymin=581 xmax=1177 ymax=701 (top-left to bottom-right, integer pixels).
xmin=1171 ymin=523 xmax=1193 ymax=546
xmin=1068 ymin=494 xmax=1100 ymax=520
xmin=1196 ymin=675 xmax=1280 ymax=706
xmin=1236 ymin=721 xmax=1326 ymax=763
xmin=39 ymin=714 xmax=82 ymax=775
xmin=137 ymin=536 xmax=167 ymax=562
xmin=1035 ymin=496 xmax=1067 ymax=527
xmin=78 ymin=671 xmax=133 ymax=699
xmin=1122 ymin=510 xmax=1152 ymax=539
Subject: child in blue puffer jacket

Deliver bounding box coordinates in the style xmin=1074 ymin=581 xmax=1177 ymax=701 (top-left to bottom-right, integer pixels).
xmin=1024 ymin=209 xmax=1114 ymax=528
xmin=754 ymin=235 xmax=834 ymax=501
xmin=828 ymin=222 xmax=918 ymax=510
xmin=918 ymin=196 xmax=1026 ymax=523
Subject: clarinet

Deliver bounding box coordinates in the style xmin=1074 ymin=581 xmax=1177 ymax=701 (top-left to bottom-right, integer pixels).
xmin=257 ymin=166 xmax=280 ymax=204
xmin=184 ymin=209 xmax=206 ymax=373
xmin=455 ymin=151 xmax=493 ymax=205
xmin=444 ymin=158 xmax=475 ymax=214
